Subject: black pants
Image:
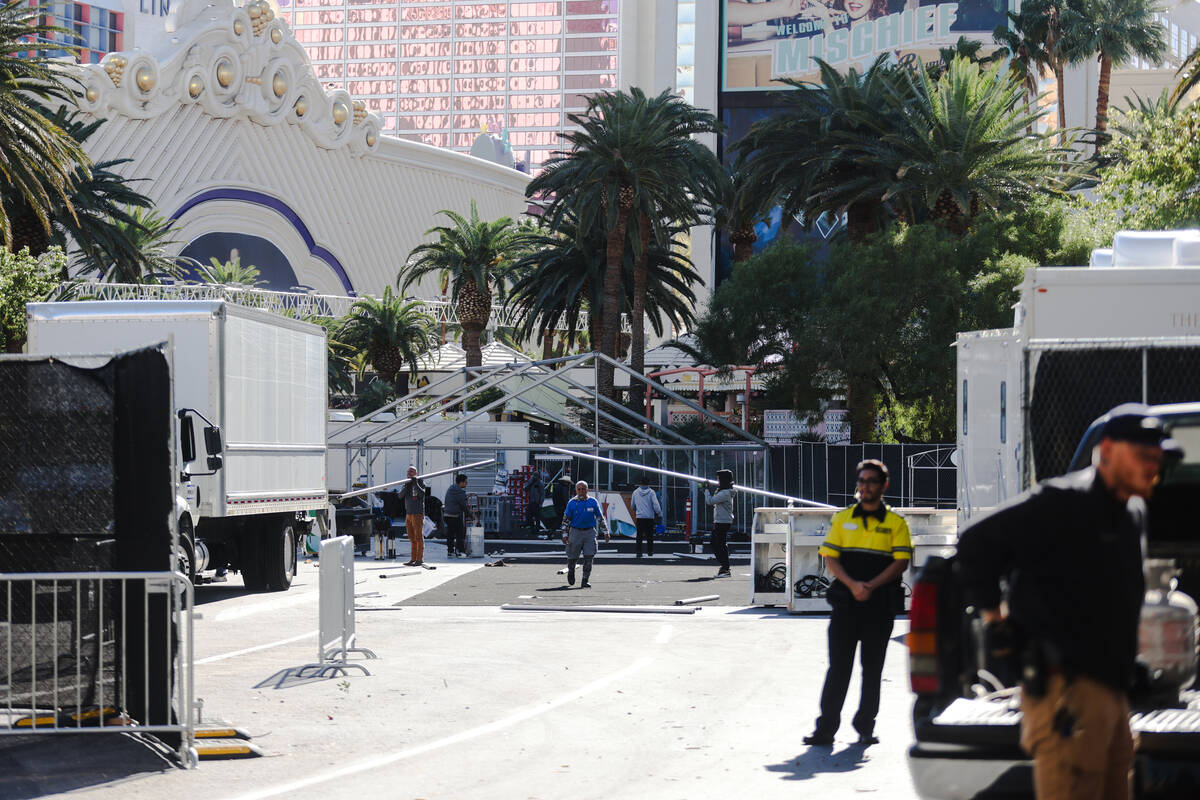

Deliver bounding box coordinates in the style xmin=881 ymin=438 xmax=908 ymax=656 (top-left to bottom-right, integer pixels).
xmin=445 ymin=515 xmax=465 ymax=555
xmin=814 ymin=603 xmax=895 ymax=738
xmin=711 ymin=522 xmax=730 ymax=569
xmin=635 ymin=518 xmax=656 ymax=556
xmin=527 ymin=500 xmax=542 ymax=530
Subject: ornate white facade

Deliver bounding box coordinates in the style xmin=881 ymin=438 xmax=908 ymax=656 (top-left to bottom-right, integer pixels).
xmin=74 ymin=0 xmax=529 ymax=296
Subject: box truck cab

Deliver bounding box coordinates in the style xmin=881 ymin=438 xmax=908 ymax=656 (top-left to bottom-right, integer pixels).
xmin=27 ymin=300 xmax=329 ymax=591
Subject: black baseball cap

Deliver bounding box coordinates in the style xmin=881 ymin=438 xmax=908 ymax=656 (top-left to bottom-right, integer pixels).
xmin=1100 ymin=403 xmax=1182 ymax=454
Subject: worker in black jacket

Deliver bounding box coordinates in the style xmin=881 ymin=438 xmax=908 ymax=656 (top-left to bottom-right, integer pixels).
xmin=957 ymin=404 xmax=1180 ymax=800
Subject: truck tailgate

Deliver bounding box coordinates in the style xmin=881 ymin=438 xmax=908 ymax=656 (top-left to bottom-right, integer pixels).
xmin=918 ymin=694 xmax=1200 ymax=752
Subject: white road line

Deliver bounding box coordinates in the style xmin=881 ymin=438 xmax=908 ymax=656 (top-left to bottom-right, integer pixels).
xmin=223 ymin=655 xmax=654 ymax=800
xmin=195 ymin=630 xmax=318 ymax=664
xmin=214 ymin=592 xmax=316 ymax=622
xmin=655 ymin=624 xmax=675 ymax=645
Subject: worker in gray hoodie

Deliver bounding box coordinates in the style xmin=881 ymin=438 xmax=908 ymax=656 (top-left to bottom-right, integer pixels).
xmin=631 ymin=474 xmax=663 ymax=558
xmin=704 ymin=469 xmax=735 ymax=577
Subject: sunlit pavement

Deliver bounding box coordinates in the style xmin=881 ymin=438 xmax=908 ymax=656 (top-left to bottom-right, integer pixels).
xmin=17 ymin=545 xmax=921 ymax=800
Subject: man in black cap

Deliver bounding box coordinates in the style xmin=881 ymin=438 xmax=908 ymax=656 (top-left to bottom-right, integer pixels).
xmin=957 ymin=403 xmax=1181 ymax=800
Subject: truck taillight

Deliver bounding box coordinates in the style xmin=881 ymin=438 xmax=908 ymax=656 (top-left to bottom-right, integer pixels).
xmin=908 ymin=580 xmax=940 ymax=695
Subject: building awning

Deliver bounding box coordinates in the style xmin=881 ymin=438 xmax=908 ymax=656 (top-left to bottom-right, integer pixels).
xmin=418 ymin=341 xmax=538 ymax=372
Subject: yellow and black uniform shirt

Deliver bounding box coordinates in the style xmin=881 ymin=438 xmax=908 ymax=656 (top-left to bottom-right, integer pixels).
xmin=817 ymin=504 xmax=912 ymax=583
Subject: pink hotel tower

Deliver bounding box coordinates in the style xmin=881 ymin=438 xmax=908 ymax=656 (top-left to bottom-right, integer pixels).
xmin=280 ymin=0 xmax=621 ymax=171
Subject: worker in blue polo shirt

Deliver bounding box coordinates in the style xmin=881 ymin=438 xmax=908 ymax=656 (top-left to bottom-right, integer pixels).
xmin=803 ymin=458 xmax=911 ymax=747
xmin=561 ymin=480 xmax=609 ymax=588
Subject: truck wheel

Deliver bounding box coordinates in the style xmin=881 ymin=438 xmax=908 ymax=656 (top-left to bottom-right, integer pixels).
xmin=262 ymin=517 xmax=296 ymax=592
xmin=240 ymin=521 xmax=267 ymax=591
xmin=177 ymin=518 xmax=196 ymax=585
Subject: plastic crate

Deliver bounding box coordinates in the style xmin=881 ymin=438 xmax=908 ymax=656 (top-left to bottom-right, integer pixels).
xmin=478 ymin=495 xmax=514 ymax=534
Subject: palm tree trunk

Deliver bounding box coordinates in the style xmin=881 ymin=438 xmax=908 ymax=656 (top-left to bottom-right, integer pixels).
xmin=731 ymin=229 xmax=757 ymax=263
xmin=1054 ymin=65 xmax=1066 ymax=141
xmin=599 ymin=204 xmax=630 ymax=400
xmin=541 ymin=330 xmax=553 ymax=361
xmin=846 ymin=202 xmax=875 ymax=242
xmin=630 ymin=217 xmax=651 ymax=381
xmin=1095 ymin=54 xmax=1112 ymax=150
xmin=396 ymin=371 xmax=410 ymax=398
xmin=462 ymin=323 xmax=484 ymax=368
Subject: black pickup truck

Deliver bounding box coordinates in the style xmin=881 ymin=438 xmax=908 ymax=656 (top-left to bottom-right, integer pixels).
xmin=907 ymin=403 xmax=1200 ymax=799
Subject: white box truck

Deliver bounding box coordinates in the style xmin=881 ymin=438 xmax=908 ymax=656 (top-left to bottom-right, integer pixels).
xmin=957 ymin=230 xmax=1200 ymax=524
xmin=27 ymin=300 xmax=328 ymax=591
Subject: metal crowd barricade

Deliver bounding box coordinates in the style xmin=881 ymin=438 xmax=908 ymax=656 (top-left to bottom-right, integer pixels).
xmin=0 ymin=571 xmax=196 ymax=767
xmin=297 ymin=536 xmax=375 ymax=678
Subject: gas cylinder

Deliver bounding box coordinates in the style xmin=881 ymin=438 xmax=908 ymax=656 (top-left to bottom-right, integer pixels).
xmin=1139 ymin=559 xmax=1199 ymax=693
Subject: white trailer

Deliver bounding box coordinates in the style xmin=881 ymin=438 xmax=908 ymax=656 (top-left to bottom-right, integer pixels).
xmin=957 ymin=230 xmax=1200 ymax=525
xmin=27 ymin=300 xmax=327 ymax=590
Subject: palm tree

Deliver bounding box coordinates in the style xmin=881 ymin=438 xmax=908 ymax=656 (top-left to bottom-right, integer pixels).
xmin=853 ymin=57 xmax=1076 ymax=232
xmin=46 ymin=109 xmax=154 ymax=276
xmin=6 ymin=103 xmax=174 ymax=283
xmin=401 ymin=201 xmax=523 ymax=369
xmin=936 ymin=36 xmax=1005 ymax=74
xmin=1172 ymin=44 xmax=1200 ymax=107
xmin=621 ymin=94 xmax=722 ymax=380
xmin=527 ymin=88 xmax=721 ymax=397
xmin=0 ymin=0 xmax=88 ymax=250
xmin=733 ymin=56 xmax=908 ymax=241
xmin=193 ymin=254 xmax=265 ymax=286
xmin=508 ymin=212 xmax=703 ymax=369
xmin=715 ymin=159 xmax=777 ymax=264
xmin=1062 ymin=0 xmax=1167 ymax=147
xmin=337 ymin=287 xmax=437 ymax=396
xmin=994 ymin=10 xmax=1051 ymax=129
xmin=994 ymin=0 xmax=1073 ymax=135
xmin=101 ymin=208 xmax=190 ymax=283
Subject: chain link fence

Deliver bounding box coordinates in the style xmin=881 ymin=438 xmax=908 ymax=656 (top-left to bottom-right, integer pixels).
xmin=0 ymin=353 xmax=188 ymax=757
xmin=1025 ymin=341 xmax=1200 ymax=485
xmin=0 ymin=359 xmax=119 ymax=725
xmin=571 ymin=447 xmax=767 ymax=537
xmin=769 ymin=442 xmax=957 ymax=510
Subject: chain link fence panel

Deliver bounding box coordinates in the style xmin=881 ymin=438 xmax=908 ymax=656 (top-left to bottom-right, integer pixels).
xmin=1026 ymin=341 xmax=1200 ymax=485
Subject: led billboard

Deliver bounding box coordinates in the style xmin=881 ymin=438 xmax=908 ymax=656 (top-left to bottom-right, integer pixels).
xmin=722 ymin=0 xmax=1012 ymax=91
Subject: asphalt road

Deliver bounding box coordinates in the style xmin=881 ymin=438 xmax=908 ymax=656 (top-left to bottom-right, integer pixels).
xmin=7 ymin=540 xmax=922 ymax=800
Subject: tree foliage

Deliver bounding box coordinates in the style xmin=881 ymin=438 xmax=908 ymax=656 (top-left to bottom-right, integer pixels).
xmin=507 ymin=211 xmax=703 ymax=359
xmin=338 ymin=286 xmax=437 ymax=394
xmin=0 ymin=246 xmax=68 ymax=352
xmin=689 ymin=202 xmax=1084 ymax=442
xmin=1060 ymin=0 xmax=1166 ymax=144
xmin=735 ymin=56 xmax=1076 ymax=240
xmin=0 ymin=0 xmax=86 ymax=249
xmin=527 ymin=88 xmax=722 ymax=395
xmin=1088 ymin=102 xmax=1200 ymax=234
xmin=400 ymin=201 xmax=524 ymax=368
xmin=193 ymin=254 xmax=265 ymax=286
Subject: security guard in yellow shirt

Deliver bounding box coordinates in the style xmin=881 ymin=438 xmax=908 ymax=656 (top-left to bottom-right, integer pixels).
xmin=804 ymin=459 xmax=911 ymax=747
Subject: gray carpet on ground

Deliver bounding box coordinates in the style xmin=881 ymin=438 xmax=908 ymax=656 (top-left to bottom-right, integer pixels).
xmin=398 ymin=560 xmax=753 ymax=607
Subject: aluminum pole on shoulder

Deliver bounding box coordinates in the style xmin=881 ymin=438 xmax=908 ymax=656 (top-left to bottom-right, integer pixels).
xmin=335 ymin=458 xmax=496 ymax=499
xmin=546 ymin=447 xmax=834 ymax=509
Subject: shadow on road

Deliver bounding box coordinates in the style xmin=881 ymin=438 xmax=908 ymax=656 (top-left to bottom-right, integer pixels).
xmin=193 ymin=585 xmax=247 ymax=605
xmin=254 ymin=666 xmax=353 ymax=690
xmin=765 ymin=743 xmax=870 ymax=781
xmin=0 ymin=733 xmax=173 ymax=798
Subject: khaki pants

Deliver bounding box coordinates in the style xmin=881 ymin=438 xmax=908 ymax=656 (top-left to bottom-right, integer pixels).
xmin=1020 ymin=674 xmax=1133 ymax=800
xmin=405 ymin=513 xmax=424 ymax=563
